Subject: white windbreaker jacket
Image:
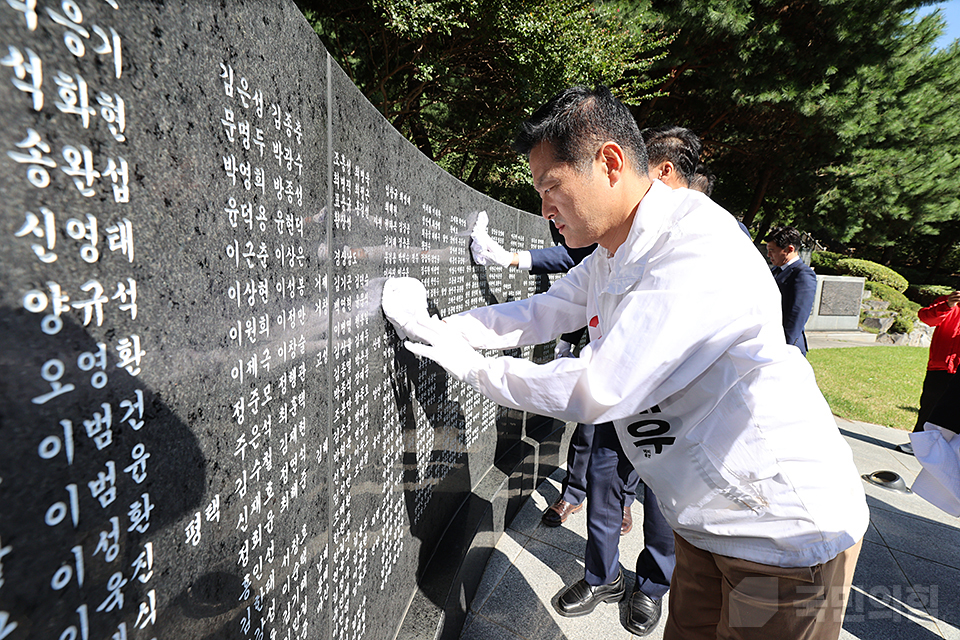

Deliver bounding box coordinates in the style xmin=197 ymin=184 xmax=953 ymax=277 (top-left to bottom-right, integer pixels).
xmin=445 ymin=180 xmax=869 ymax=567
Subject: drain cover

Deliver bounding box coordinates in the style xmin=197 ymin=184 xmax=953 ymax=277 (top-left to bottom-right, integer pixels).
xmin=861 ymin=470 xmax=912 ymax=493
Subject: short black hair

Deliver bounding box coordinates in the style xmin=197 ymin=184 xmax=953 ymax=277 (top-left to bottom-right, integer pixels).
xmin=640 ymin=125 xmax=702 ymax=186
xmin=766 ymin=226 xmax=803 ymax=251
xmin=689 ymin=163 xmax=716 ymax=197
xmin=513 ymin=85 xmax=647 ymax=175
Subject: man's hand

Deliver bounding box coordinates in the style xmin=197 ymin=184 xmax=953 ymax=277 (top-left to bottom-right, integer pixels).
xmin=471 ymin=229 xmax=515 ymax=267
xmin=403 ymin=318 xmax=485 ymax=383
xmin=554 ymin=339 xmax=574 ymax=359
xmin=381 ymin=277 xmax=433 ymax=341
xmin=947 ymin=291 xmax=960 ymax=308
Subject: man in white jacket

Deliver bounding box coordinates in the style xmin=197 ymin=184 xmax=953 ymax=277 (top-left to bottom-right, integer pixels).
xmin=382 ymin=86 xmax=868 ymax=640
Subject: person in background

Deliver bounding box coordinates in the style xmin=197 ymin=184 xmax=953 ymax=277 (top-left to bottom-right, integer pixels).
xmin=765 ymin=226 xmax=817 ymax=356
xmin=909 ymin=361 xmax=960 ymax=514
xmin=386 ymin=86 xmax=867 ymax=639
xmin=897 ymin=290 xmax=960 ymax=455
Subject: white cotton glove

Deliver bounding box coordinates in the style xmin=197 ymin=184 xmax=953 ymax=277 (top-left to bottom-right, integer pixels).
xmin=471 ymin=230 xmax=514 ymax=267
xmin=403 ymin=320 xmax=486 ymax=384
xmin=554 ymin=339 xmax=574 ymax=359
xmin=463 ymin=210 xmax=513 ymax=267
xmin=381 ymin=277 xmax=432 ymax=341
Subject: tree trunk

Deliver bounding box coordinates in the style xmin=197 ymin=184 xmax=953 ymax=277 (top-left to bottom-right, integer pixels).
xmin=408 ymin=117 xmax=434 ymax=161
xmin=932 ymin=236 xmax=957 ymax=274
xmin=741 ymin=167 xmax=774 ymax=229
xmin=754 ymin=207 xmax=779 ymax=250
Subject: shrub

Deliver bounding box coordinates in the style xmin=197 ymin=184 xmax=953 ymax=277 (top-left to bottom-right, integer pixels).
xmin=906 ymin=284 xmax=954 ymax=307
xmin=889 ymin=315 xmax=914 ymax=335
xmin=836 ymin=258 xmax=909 ymax=292
xmin=810 ymin=251 xmax=845 ymax=275
xmin=864 ymin=281 xmax=921 ymax=315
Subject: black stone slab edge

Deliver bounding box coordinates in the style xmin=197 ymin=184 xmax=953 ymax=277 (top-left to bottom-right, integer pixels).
xmin=397 ymin=416 xmax=574 ymax=640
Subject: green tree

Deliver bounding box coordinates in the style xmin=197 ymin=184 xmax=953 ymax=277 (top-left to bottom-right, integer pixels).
xmin=634 ymin=0 xmax=932 ymax=241
xmin=814 ymin=11 xmax=960 ymax=267
xmin=299 ymin=0 xmax=669 ymax=209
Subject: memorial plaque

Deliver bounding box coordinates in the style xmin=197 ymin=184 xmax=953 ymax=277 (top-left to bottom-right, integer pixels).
xmin=0 ymin=2 xmax=564 ymax=640
xmin=818 ymin=279 xmax=864 ymax=317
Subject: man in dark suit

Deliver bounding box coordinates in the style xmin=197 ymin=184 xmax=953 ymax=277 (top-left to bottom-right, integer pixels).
xmin=766 ymin=226 xmax=818 ymax=356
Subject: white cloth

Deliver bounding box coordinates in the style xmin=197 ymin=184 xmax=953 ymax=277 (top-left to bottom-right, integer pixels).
xmin=380 ymin=277 xmax=432 ymax=341
xmin=911 ymin=425 xmax=960 ymax=516
xmin=444 ymin=181 xmax=869 ymax=567
xmin=554 ymin=338 xmax=574 ymax=359
xmin=465 ymin=210 xmax=514 ymax=267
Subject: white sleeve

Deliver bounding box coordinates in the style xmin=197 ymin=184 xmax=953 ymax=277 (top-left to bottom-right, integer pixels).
xmin=463 ymin=212 xmax=784 ymax=425
xmin=443 ymin=260 xmax=593 ymax=350
xmin=516 ymin=251 xmax=533 ymax=270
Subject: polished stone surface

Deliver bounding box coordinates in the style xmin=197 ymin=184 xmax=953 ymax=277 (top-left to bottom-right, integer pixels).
xmin=0 ymin=2 xmax=561 ymax=639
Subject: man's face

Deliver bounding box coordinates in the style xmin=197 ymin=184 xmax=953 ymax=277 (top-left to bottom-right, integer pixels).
xmin=529 ymin=141 xmax=609 ymax=248
xmin=766 ymin=242 xmax=792 ymax=267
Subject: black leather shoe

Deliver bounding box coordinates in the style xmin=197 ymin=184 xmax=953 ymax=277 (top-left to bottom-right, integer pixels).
xmin=625 ymin=590 xmax=662 ymax=636
xmin=541 ymin=499 xmax=584 ymax=527
xmin=554 ymin=571 xmax=625 ymax=617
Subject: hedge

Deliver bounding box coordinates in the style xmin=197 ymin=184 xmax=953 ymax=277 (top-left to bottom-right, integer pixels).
xmin=810 ymin=251 xmax=845 ymax=275
xmin=836 ymin=258 xmax=909 ymax=292
xmin=864 ymin=281 xmax=921 ymax=315
xmin=906 ymin=284 xmax=954 ymax=307
xmin=889 ymin=315 xmax=915 ymax=335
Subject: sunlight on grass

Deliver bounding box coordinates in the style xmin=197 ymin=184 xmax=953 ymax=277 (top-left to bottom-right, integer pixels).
xmin=807 ymin=346 xmax=928 ymax=431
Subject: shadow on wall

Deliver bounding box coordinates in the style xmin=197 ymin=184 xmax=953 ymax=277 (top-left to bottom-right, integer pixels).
xmin=0 ymin=308 xmax=234 ymax=639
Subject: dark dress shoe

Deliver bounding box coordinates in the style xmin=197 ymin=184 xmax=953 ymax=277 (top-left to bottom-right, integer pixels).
xmin=625 ymin=590 xmax=662 ymax=636
xmin=554 ymin=571 xmax=625 ymax=617
xmin=541 ymin=498 xmax=584 ymax=527
xmin=621 ymin=504 xmax=633 ymax=535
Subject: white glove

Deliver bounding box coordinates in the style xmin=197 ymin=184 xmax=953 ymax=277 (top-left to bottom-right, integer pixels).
xmin=471 ymin=229 xmax=514 ymax=267
xmin=464 ymin=210 xmax=513 ymax=266
xmin=403 ymin=320 xmax=485 ymax=384
xmin=381 ymin=277 xmax=432 ymax=341
xmin=554 ymin=339 xmax=574 ymax=359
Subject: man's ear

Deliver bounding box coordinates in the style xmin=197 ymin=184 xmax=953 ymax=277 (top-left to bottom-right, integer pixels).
xmin=597 ymin=142 xmax=626 ymax=184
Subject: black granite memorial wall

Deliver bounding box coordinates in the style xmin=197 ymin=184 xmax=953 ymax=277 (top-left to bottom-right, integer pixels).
xmin=0 ymin=2 xmax=569 ymax=639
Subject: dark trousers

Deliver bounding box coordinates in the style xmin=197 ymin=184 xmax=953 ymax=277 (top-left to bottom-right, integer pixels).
xmin=913 ymin=370 xmax=955 ymax=432
xmin=583 ymin=424 xmax=675 ymax=599
xmin=560 ymin=422 xmax=639 ymax=507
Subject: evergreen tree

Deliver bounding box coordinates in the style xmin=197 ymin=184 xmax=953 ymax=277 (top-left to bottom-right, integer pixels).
xmin=299 ymin=0 xmax=669 ymax=210
xmin=814 ymin=11 xmax=960 ymax=268
xmin=636 ymin=0 xmax=933 ymax=241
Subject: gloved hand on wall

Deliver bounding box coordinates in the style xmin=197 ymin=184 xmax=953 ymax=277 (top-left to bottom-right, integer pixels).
xmin=465 ymin=210 xmax=514 ymax=267
xmin=471 ymin=230 xmax=514 ymax=267
xmin=554 ymin=338 xmax=574 ymax=359
xmin=381 ymin=277 xmax=434 ymax=341
xmin=403 ymin=317 xmax=485 ymax=383
xmin=381 ymin=277 xmax=485 ymax=383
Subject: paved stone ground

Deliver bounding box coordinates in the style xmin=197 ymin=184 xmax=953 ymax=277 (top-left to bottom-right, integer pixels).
xmin=461 ymin=333 xmax=960 ymax=639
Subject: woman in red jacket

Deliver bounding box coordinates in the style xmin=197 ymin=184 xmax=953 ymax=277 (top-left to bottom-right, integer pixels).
xmin=897 ymin=290 xmax=960 ymax=454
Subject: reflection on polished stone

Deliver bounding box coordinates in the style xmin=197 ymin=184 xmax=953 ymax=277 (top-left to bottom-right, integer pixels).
xmin=0 ymin=1 xmax=566 ymax=639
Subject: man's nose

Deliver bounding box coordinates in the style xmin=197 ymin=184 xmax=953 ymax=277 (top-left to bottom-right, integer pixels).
xmin=541 ymin=202 xmax=555 ymax=220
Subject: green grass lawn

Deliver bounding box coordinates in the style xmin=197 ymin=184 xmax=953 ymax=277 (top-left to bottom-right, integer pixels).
xmin=806 ymin=346 xmax=928 ymax=431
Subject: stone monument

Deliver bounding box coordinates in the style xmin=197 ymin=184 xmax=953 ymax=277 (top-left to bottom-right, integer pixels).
xmin=0 ymin=2 xmax=566 ymax=639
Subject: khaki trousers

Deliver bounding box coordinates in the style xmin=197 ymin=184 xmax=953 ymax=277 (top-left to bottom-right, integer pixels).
xmin=664 ymin=534 xmax=862 ymax=640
